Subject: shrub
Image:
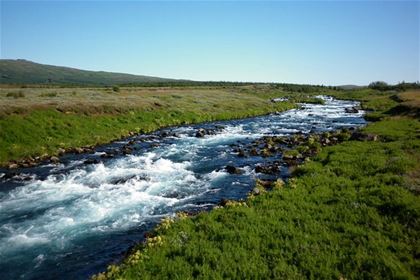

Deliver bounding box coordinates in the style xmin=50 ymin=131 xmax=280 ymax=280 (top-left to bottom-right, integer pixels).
xmin=6 ymin=91 xmax=25 ymax=98
xmin=368 ymin=81 xmax=390 ymax=91
xmin=40 ymin=92 xmax=58 ymax=97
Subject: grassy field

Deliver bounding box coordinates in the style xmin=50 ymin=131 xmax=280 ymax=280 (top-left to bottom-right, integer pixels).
xmin=0 ymin=84 xmax=331 ymax=166
xmin=94 ymin=90 xmax=420 ymax=279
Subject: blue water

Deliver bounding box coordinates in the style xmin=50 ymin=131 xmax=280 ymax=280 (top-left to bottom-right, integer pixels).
xmin=0 ymin=96 xmax=366 ymax=279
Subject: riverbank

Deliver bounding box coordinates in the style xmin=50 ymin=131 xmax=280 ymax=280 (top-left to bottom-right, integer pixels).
xmin=0 ymin=85 xmax=304 ymax=167
xmin=95 ymin=90 xmax=420 ymax=279
xmin=0 ymin=94 xmax=363 ymax=279
xmin=0 ymin=85 xmax=333 ymax=167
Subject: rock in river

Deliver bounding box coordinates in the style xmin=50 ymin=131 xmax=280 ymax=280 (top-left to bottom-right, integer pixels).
xmin=84 ymin=158 xmax=100 ymax=165
xmin=50 ymin=156 xmax=60 ymax=164
xmin=225 ymin=165 xmax=243 ymax=174
xmin=345 ymin=107 xmax=359 ymax=113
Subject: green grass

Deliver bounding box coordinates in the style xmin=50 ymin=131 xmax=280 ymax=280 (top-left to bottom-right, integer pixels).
xmin=6 ymin=91 xmax=25 ymax=98
xmin=0 ymin=87 xmax=296 ymax=164
xmin=94 ymin=90 xmax=420 ymax=279
xmin=329 ymin=89 xmax=400 ymax=121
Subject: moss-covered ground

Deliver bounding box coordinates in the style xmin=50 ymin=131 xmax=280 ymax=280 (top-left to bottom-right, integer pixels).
xmin=94 ymin=89 xmax=420 ymax=279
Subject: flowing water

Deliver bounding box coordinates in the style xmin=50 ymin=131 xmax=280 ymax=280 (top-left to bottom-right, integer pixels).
xmin=0 ymin=96 xmax=366 ymax=279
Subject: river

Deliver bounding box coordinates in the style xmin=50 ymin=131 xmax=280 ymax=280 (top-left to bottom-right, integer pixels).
xmin=0 ymin=96 xmax=366 ymax=279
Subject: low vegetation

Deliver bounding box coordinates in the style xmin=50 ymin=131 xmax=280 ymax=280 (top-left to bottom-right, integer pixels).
xmin=6 ymin=91 xmax=25 ymax=98
xmin=93 ymin=89 xmax=420 ymax=279
xmin=0 ymin=85 xmax=302 ymax=165
xmin=368 ymin=81 xmax=420 ymax=92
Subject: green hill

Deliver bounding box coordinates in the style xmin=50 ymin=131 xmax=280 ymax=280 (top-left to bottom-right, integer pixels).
xmin=0 ymin=59 xmax=178 ymax=86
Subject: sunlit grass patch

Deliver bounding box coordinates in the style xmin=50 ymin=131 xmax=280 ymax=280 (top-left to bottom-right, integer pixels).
xmin=95 ymin=89 xmax=420 ymax=279
xmin=104 ymin=116 xmax=420 ymax=279
xmin=0 ymin=86 xmax=296 ymax=164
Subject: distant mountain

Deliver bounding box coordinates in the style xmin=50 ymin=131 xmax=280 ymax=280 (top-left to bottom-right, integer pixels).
xmin=0 ymin=59 xmax=179 ymax=85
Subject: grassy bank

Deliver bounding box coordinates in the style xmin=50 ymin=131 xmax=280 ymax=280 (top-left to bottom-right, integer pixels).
xmin=0 ymin=85 xmax=310 ymax=165
xmin=95 ymin=90 xmax=420 ymax=279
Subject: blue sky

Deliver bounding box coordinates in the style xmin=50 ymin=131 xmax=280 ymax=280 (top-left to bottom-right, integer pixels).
xmin=1 ymin=1 xmax=419 ymax=85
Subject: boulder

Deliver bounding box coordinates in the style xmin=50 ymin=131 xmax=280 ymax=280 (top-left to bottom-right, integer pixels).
xmin=84 ymin=158 xmax=100 ymax=165
xmin=219 ymin=199 xmax=230 ymax=206
xmin=50 ymin=156 xmax=60 ymax=164
xmin=255 ymin=164 xmax=279 ymax=174
xmin=100 ymin=152 xmax=115 ymax=158
xmin=225 ymin=165 xmax=243 ymax=175
xmin=237 ymin=149 xmax=246 ymax=157
xmin=74 ymin=147 xmax=84 ymax=154
xmin=366 ymin=134 xmax=378 ymax=141
xmin=350 ymin=132 xmax=378 ymax=141
xmin=195 ymin=129 xmax=206 ymax=138
xmin=256 ymin=179 xmax=274 ymax=188
xmin=3 ymin=171 xmax=19 ymax=179
xmin=273 ymin=178 xmax=285 ymax=189
xmin=345 ymin=107 xmax=359 ymax=113
xmin=122 ymin=146 xmax=133 ymax=155
xmin=109 ymin=175 xmax=137 ymax=184
xmin=283 ymin=154 xmax=294 ymax=160
xmin=250 ymin=148 xmax=259 ymax=156
xmin=8 ymin=163 xmax=19 ymax=169
xmin=261 ymin=148 xmax=271 ymax=157
xmin=41 ymin=153 xmax=50 ymax=160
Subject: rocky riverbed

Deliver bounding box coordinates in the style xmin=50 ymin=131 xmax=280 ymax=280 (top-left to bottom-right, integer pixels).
xmin=0 ymin=96 xmax=366 ymax=280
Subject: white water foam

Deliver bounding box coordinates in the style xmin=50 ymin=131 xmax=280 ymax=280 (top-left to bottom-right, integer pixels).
xmin=0 ymin=96 xmax=366 ymax=279
xmin=0 ymin=152 xmax=209 ymax=255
